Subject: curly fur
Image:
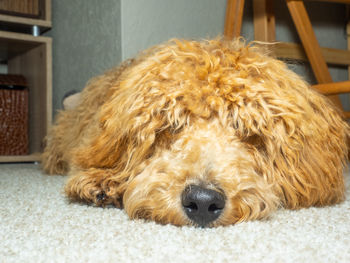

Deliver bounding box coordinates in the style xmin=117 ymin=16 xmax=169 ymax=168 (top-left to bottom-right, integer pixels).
xmin=42 ymin=38 xmax=349 ymax=227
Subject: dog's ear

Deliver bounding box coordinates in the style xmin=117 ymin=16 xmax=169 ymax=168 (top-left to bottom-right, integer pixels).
xmin=71 ymin=63 xmax=188 ymax=171
xmin=230 ymin=66 xmax=349 ymax=206
xmin=72 ymin=99 xmax=166 ymax=170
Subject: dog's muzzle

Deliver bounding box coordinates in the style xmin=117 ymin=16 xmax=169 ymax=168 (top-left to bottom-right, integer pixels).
xmin=181 ymin=185 xmax=225 ymax=227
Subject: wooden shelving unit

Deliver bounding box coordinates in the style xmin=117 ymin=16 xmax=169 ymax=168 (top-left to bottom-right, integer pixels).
xmin=0 ymin=0 xmax=52 ymax=163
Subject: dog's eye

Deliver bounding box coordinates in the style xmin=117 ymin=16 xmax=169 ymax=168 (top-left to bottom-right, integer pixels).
xmin=242 ymin=134 xmax=266 ymax=153
xmin=154 ymin=127 xmax=183 ymax=150
xmin=168 ymin=126 xmax=183 ymax=135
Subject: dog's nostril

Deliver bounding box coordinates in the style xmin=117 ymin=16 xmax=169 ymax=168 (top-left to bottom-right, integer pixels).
xmin=208 ymin=203 xmax=223 ymax=213
xmin=182 ymin=185 xmax=225 ymax=227
xmin=183 ymin=202 xmax=198 ymax=212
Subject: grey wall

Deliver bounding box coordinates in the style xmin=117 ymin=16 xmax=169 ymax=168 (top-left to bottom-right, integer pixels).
xmin=47 ymin=0 xmax=122 ymax=113
xmin=120 ymin=0 xmax=226 ymax=59
xmin=49 ymin=0 xmax=349 ymax=114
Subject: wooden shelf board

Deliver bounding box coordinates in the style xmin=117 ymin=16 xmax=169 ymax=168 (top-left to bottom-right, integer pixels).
xmin=0 ymin=14 xmax=51 ymax=32
xmin=0 ymin=29 xmax=52 ymax=43
xmin=0 ymin=153 xmax=41 ymax=163
xmin=0 ymin=1 xmax=52 ymax=163
xmin=0 ymin=30 xmax=51 ymax=62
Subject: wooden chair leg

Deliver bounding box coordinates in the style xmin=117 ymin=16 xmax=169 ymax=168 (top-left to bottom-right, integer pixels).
xmin=253 ymin=0 xmax=275 ymax=42
xmin=286 ymin=0 xmax=343 ymax=109
xmin=348 ymin=8 xmax=350 ymax=77
xmin=312 ymin=81 xmax=350 ymax=96
xmin=347 ymin=7 xmax=350 ymax=107
xmin=224 ymin=0 xmax=245 ymax=39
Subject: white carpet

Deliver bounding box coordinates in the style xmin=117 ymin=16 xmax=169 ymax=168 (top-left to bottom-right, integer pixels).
xmin=1 ymin=163 xmax=350 ymax=263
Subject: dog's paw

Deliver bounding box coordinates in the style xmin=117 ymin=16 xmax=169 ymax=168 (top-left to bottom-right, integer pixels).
xmin=86 ymin=188 xmax=122 ymax=208
xmin=65 ymin=172 xmax=122 ymax=208
xmin=94 ymin=191 xmax=123 ymax=208
xmin=94 ymin=190 xmax=121 ymax=207
xmin=96 ymin=191 xmax=107 ymax=202
xmin=93 ymin=190 xmax=108 ymax=207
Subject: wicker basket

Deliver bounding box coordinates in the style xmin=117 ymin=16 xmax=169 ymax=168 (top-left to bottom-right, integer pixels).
xmin=0 ymin=0 xmax=41 ymax=18
xmin=0 ymin=74 xmax=28 ymax=155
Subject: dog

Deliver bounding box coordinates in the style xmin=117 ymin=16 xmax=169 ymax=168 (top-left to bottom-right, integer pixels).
xmin=42 ymin=38 xmax=349 ymax=227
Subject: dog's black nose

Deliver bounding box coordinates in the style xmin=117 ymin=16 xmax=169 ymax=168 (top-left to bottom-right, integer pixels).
xmin=181 ymin=185 xmax=225 ymax=227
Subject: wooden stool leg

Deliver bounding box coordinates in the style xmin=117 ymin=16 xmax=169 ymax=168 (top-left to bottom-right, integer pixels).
xmin=253 ymin=0 xmax=275 ymax=42
xmin=312 ymin=81 xmax=350 ymax=96
xmin=286 ymin=0 xmax=342 ymax=109
xmin=347 ymin=8 xmax=350 ymax=87
xmin=224 ymin=0 xmax=245 ymax=39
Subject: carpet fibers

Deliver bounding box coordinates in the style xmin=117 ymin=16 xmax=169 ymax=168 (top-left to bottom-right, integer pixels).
xmin=1 ymin=163 xmax=350 ymax=263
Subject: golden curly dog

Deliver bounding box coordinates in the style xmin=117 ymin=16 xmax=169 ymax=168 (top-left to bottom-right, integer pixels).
xmin=42 ymin=38 xmax=349 ymax=227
